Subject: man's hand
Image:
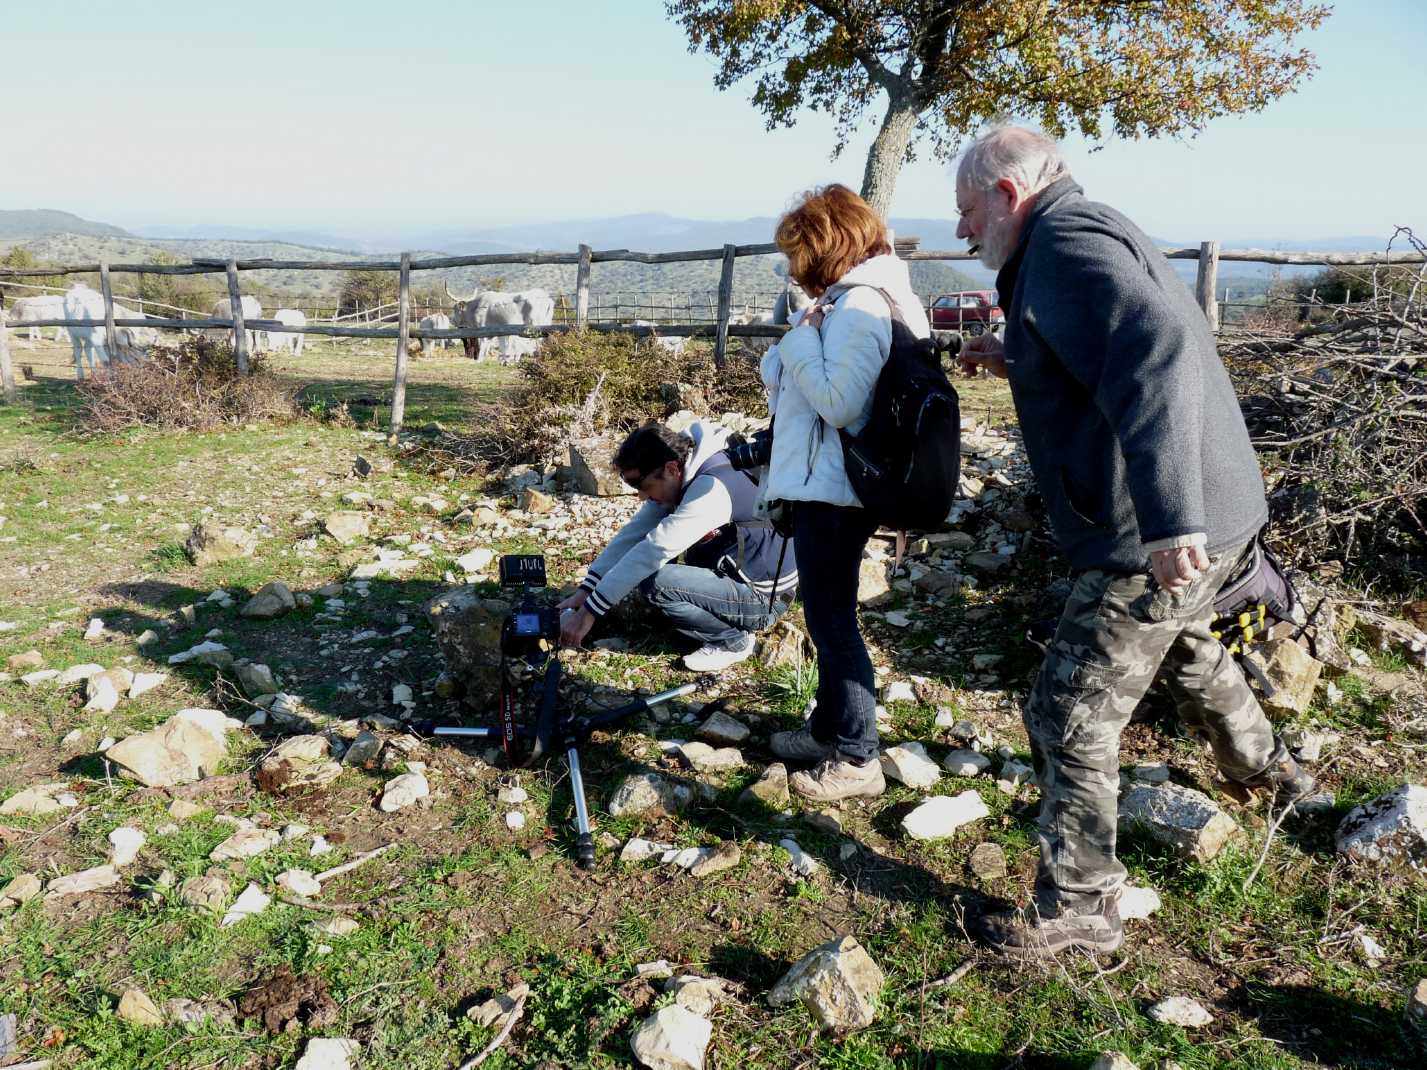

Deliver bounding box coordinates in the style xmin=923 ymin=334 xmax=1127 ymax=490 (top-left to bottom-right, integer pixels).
xmin=557 ymin=589 xmax=589 ymax=613
xmin=958 ymin=333 xmax=1008 ymax=379
xmin=1150 ymin=543 xmax=1210 ymax=594
xmin=559 ymin=605 xmax=595 ymax=648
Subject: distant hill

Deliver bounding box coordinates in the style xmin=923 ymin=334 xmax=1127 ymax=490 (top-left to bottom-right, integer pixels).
xmin=0 ymin=209 xmax=131 ymax=240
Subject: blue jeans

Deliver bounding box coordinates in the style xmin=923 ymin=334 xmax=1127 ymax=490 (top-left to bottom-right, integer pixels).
xmin=792 ymin=501 xmax=879 ymax=763
xmin=638 ymin=564 xmax=787 ymax=649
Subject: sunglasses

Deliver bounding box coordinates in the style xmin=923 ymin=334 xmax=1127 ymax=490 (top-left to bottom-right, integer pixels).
xmin=622 ymin=468 xmax=655 ymax=491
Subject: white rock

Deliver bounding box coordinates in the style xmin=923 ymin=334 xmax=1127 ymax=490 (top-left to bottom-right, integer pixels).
xmin=20 ymin=669 xmax=60 ymax=687
xmin=768 ymin=934 xmax=884 ymax=1032
xmin=455 ymin=548 xmax=495 ymax=574
xmin=211 ymin=828 xmax=281 ymax=862
xmin=779 ymin=838 xmax=822 ymax=877
xmin=505 ymin=811 xmax=526 ymax=831
xmin=1147 ymin=996 xmax=1213 ymax=1028
xmin=1117 ymin=884 xmax=1162 ymax=921
xmin=83 ymin=675 xmax=120 ymax=713
xmin=1334 ymin=783 xmax=1427 ymax=870
xmin=621 ymin=837 xmax=676 ymax=863
xmin=221 ymin=883 xmax=271 ymax=927
xmin=379 ymin=771 xmax=430 ymax=812
xmin=391 ymin=683 xmax=414 ymax=704
xmin=309 ymin=835 xmax=333 ymax=857
xmin=884 ymin=611 xmax=912 ymax=628
xmin=277 ymin=869 xmax=323 ymax=897
xmin=943 ymin=749 xmax=991 ymax=777
xmin=1356 ymin=930 xmax=1387 ymax=967
xmin=167 ymin=641 xmax=230 ymax=667
xmin=630 ymin=1004 xmax=712 ymax=1070
xmin=1 ymin=783 xmax=75 ymax=816
xmin=128 ymin=672 xmax=167 ymax=699
xmin=1130 ymin=763 xmax=1171 ymax=783
xmin=1119 ymin=783 xmax=1238 ymax=862
xmin=883 ymin=680 xmax=916 ymax=703
xmin=666 ymin=975 xmax=726 ymax=1017
xmin=56 ymin=662 xmax=105 ymax=686
xmin=108 ymin=827 xmax=146 ymax=867
xmin=637 ymin=959 xmax=675 ymax=979
xmin=694 ymin=710 xmax=750 ymax=746
xmin=294 ymin=1037 xmax=358 ymax=1070
xmin=44 ymin=864 xmax=120 ymax=899
xmin=84 ymin=618 xmax=105 ymax=640
xmin=901 ymin=791 xmax=990 ymax=840
xmin=1090 ymin=1054 xmax=1140 ymax=1070
xmin=879 ymin=741 xmax=941 ymax=788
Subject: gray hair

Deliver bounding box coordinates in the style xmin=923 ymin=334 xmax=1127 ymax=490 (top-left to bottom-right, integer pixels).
xmin=957 ymin=126 xmax=1068 ymax=195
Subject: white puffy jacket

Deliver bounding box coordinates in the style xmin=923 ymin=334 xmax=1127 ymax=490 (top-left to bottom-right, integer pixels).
xmin=759 ymin=254 xmax=931 ymax=508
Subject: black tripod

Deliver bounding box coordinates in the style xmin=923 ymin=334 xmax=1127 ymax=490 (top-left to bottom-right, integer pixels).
xmin=421 ymin=656 xmax=696 ymax=868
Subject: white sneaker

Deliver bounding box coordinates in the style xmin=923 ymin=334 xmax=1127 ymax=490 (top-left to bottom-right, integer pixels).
xmin=682 ymin=633 xmax=755 ymax=672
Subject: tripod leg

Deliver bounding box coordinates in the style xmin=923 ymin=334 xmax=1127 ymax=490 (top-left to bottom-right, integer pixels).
xmin=566 ymin=746 xmax=596 ymax=869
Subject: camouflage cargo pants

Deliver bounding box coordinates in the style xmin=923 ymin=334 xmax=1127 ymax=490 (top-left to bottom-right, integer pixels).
xmin=1025 ymin=540 xmax=1286 ymax=916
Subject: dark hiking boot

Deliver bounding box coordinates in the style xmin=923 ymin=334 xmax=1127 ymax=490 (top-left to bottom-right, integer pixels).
xmin=1238 ymin=750 xmax=1317 ymax=805
xmin=972 ymin=898 xmax=1124 ymax=960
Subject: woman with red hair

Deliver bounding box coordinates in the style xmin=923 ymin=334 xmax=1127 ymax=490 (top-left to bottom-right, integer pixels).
xmin=762 ymin=184 xmax=931 ymax=801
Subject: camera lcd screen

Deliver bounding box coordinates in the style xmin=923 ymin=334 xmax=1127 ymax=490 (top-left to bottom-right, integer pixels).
xmin=513 ymin=612 xmax=543 ymax=636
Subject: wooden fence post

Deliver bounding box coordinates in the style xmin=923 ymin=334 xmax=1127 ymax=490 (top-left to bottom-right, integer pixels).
xmin=713 ymin=243 xmax=736 ymax=369
xmin=1194 ymin=240 xmax=1220 ymax=333
xmin=575 ymin=243 xmax=592 ymax=328
xmin=225 ymin=259 xmax=249 ymax=374
xmin=0 ymin=306 xmax=15 ymax=404
xmin=389 ymin=253 xmax=412 ymax=440
xmin=99 ymin=260 xmax=118 ymax=368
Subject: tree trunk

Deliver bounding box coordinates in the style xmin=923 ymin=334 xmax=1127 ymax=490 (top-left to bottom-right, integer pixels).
xmin=860 ymin=94 xmax=921 ymax=218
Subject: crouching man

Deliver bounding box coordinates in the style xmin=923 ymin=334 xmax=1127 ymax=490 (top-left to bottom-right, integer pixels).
xmin=953 ymin=127 xmax=1314 ymax=959
xmin=558 ymin=422 xmax=798 ymax=672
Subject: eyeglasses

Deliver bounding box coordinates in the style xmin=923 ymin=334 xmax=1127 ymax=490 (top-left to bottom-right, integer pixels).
xmin=621 ymin=468 xmax=654 ymax=492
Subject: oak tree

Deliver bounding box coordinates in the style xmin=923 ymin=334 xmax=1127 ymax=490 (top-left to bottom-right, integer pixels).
xmin=667 ymin=0 xmax=1329 ymax=215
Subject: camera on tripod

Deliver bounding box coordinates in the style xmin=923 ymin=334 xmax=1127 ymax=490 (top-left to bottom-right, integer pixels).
xmin=726 ymin=428 xmax=773 ymax=472
xmin=499 ymin=554 xmax=561 ymax=659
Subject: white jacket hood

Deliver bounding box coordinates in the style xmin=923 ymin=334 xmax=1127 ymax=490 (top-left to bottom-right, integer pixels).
xmin=681 ymin=420 xmax=732 ymax=486
xmin=824 ymin=253 xmax=931 ymax=335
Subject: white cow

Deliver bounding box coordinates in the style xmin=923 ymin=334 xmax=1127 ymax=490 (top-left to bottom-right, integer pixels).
xmin=265 ymin=308 xmax=307 ymax=356
xmin=110 ymin=303 xmax=157 ymax=361
xmin=445 ymin=281 xmax=554 ymax=361
xmin=7 ymin=295 xmax=68 ymax=346
xmin=631 ymin=319 xmax=688 ymax=356
xmin=209 ymin=296 xmax=263 ymax=353
xmin=484 ymin=298 xmax=539 ymax=364
xmin=62 ymin=285 xmax=110 ymax=378
xmin=418 ymin=312 xmax=451 ymax=356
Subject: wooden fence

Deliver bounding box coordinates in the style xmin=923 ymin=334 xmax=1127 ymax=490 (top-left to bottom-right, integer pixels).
xmin=1 ymin=239 xmax=1423 ymax=425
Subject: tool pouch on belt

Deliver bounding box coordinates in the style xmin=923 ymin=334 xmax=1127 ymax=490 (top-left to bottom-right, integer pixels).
xmin=1211 ymin=531 xmax=1298 ymax=653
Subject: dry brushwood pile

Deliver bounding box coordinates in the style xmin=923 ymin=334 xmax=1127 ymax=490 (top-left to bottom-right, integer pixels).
xmin=75 ymin=338 xmax=297 ymax=432
xmin=1225 ymin=247 xmax=1427 ymax=584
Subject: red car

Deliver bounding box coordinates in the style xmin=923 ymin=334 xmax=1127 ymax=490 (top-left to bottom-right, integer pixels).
xmin=929 ymin=290 xmax=1004 ymax=335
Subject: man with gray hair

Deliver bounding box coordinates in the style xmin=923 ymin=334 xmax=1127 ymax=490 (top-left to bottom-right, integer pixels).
xmin=953 ymin=126 xmax=1313 ymax=958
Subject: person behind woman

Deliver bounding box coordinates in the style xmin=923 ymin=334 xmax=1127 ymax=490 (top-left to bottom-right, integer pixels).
xmin=762 ymin=184 xmax=931 ymax=802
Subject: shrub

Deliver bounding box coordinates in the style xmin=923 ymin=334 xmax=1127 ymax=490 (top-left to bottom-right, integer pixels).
xmin=75 ymin=337 xmax=296 ymax=431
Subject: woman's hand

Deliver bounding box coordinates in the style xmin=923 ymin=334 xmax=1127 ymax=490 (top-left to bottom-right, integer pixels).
xmin=801 ymin=304 xmax=828 ymax=330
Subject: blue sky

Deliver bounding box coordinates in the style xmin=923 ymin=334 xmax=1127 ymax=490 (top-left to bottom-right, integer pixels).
xmin=2 ymin=0 xmax=1422 ymax=241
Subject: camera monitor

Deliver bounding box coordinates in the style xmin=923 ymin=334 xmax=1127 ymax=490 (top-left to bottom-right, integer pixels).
xmin=499 ymin=554 xmax=547 ymax=588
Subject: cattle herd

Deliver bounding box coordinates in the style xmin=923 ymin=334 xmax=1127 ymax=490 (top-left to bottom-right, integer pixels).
xmin=2 ymin=277 xmax=812 ymax=379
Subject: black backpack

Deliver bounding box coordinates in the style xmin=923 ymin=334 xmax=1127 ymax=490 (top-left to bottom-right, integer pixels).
xmin=834 ymin=286 xmax=962 ymax=530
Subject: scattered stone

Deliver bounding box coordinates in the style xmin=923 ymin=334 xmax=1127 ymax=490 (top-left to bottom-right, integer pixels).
xmin=677 ymin=741 xmax=744 ymax=773
xmin=1090 ymin=1054 xmax=1140 ymax=1070
xmin=569 ymin=435 xmax=636 ymax=497
xmin=186 ymin=522 xmax=257 ymax=565
xmin=943 ymin=749 xmax=991 ymax=777
xmin=497 ymin=783 xmax=529 ymax=805
xmin=379 ymin=771 xmax=430 ymax=812
xmin=322 ymin=511 xmax=370 ymax=545
xmin=1407 ymin=978 xmax=1427 ymax=1044
xmin=108 ymin=826 xmax=146 ymax=867
xmin=169 ymin=798 xmax=204 ymax=820
xmin=56 ymin=662 xmax=105 ymax=686
xmin=667 ymin=975 xmax=726 ymax=1017
xmin=179 ymin=875 xmax=230 ymax=911
xmin=779 ymin=838 xmax=822 ymax=878
xmin=902 ymin=791 xmax=990 ymax=840
xmin=968 ymin=842 xmax=1007 ymax=879
xmin=45 ymin=865 xmax=120 ymax=900
xmin=391 ymin=682 xmax=414 ymax=705
xmin=221 ymin=882 xmax=271 ymax=927
xmin=621 ymin=837 xmax=676 ymax=863
xmin=426 ymin=587 xmax=510 ymax=710
xmin=211 ymin=827 xmax=281 ymax=862
xmin=117 ymin=988 xmax=165 ymax=1027
xmin=1000 ymin=757 xmax=1036 ymax=788
xmin=1130 ymin=763 xmax=1171 ymax=783
xmin=1252 ymin=638 xmax=1324 ymax=717
xmin=294 ymin=1037 xmax=358 ymax=1070
xmin=805 ymin=810 xmax=842 ymax=835
xmin=1 ymin=783 xmax=75 ymax=816
xmin=84 ymin=617 xmax=105 ymax=641
xmin=1335 ymin=783 xmax=1427 ymax=871
xmin=630 ymin=1004 xmax=712 ymax=1070
xmin=768 ymin=934 xmax=884 ymax=1032
xmin=234 ymin=661 xmax=278 ymax=697
xmin=0 ymin=873 xmax=42 ymax=908
xmin=637 ymin=959 xmax=675 ymax=980
xmin=505 ymin=811 xmax=526 ymax=831
xmin=343 ymin=731 xmax=382 ymax=768
xmin=20 ymin=668 xmax=59 ymax=687
xmin=455 ymin=547 xmax=495 ymax=574
xmin=518 ymin=487 xmax=556 ymax=514
xmin=689 ymin=841 xmax=742 ymax=878
xmin=277 ymin=870 xmax=323 ymax=897
xmin=1357 ymin=931 xmax=1388 ymax=967
xmin=760 ymin=620 xmax=811 ymax=667
xmin=257 ymin=735 xmax=344 ymax=794
xmin=608 ymin=772 xmax=692 ymax=818
xmin=1118 ymin=884 xmax=1163 ymax=921
xmin=167 ymin=640 xmax=234 ymax=669
xmin=879 ymin=741 xmax=941 ymax=789
xmin=128 ymin=672 xmax=167 ymax=699
xmin=739 ymin=763 xmax=790 ymax=809
xmin=241 ymin=581 xmax=297 ymax=620
xmin=1147 ymin=996 xmax=1213 ymax=1028
xmin=467 ymin=983 xmax=530 ymax=1027
xmin=6 ymin=650 xmax=43 ymax=671
xmin=965 ymin=551 xmax=1012 ymax=576
xmin=106 ymin=712 xmax=230 ymax=787
xmin=136 ymin=628 xmax=158 ymax=647
xmin=858 ymin=553 xmax=891 ymax=605
xmin=315 ymin=916 xmax=359 ymax=938
xmin=695 ymin=710 xmax=750 ymax=745
xmin=1119 ymin=783 xmax=1239 ymax=862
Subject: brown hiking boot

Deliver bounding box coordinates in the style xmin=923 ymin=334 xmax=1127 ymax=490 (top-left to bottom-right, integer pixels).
xmin=769 ymin=728 xmax=836 ymax=765
xmin=788 ymin=757 xmax=886 ymax=802
xmin=972 ymin=898 xmax=1124 ymax=960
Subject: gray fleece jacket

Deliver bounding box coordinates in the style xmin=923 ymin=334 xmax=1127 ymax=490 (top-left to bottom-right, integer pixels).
xmin=997 ymin=177 xmax=1267 ymax=572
